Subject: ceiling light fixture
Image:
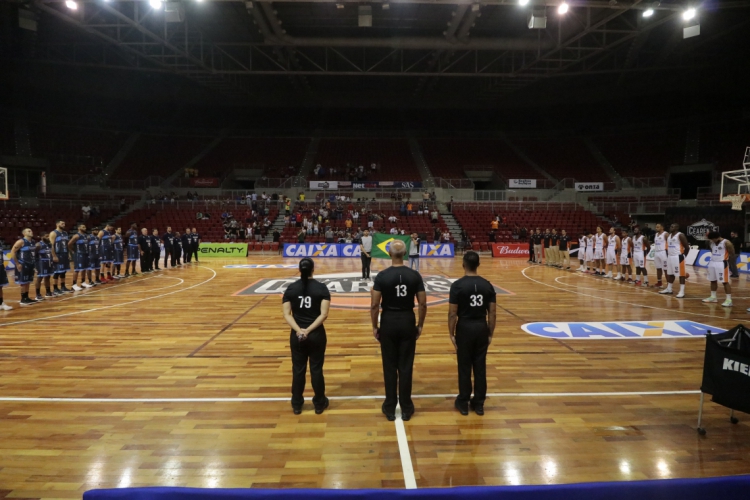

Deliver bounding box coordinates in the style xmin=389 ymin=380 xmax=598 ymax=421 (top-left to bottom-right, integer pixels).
xmin=558 ymin=2 xmax=569 ymax=14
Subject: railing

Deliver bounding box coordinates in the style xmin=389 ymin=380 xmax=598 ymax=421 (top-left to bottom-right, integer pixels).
xmin=452 ymin=201 xmax=583 ymax=212
xmin=49 ymin=174 xmax=102 ymax=186
xmin=32 ymin=199 xmax=125 ymax=210
xmin=474 ymin=190 xmax=507 ymax=201
xmin=47 ymin=153 xmax=104 ymax=168
xmin=623 ymin=177 xmax=668 ymax=189
xmin=431 ymin=178 xmax=475 ymax=189
xmin=255 ymin=176 xmax=308 ymax=189
xmin=590 ymin=200 xmax=681 ymax=214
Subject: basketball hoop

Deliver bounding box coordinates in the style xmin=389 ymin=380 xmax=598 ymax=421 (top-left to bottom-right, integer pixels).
xmin=722 ymin=194 xmax=749 ymax=211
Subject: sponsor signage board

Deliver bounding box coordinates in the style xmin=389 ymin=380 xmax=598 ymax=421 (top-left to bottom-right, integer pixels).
xmin=189 ymin=177 xmax=220 ymax=188
xmin=491 ymin=243 xmax=530 ymax=258
xmin=509 ymin=179 xmax=537 ymax=189
xmin=282 ymin=243 xmax=454 ymax=258
xmin=198 ymin=243 xmax=248 ymax=257
xmin=309 ymin=181 xmax=338 ymax=190
xmin=575 ymin=182 xmax=604 ymax=192
xmin=687 ymin=219 xmax=719 ymax=241
xmin=522 ymin=320 xmax=724 ymax=339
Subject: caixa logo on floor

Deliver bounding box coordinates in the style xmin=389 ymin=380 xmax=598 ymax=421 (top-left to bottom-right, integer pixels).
xmin=522 ymin=321 xmax=725 ymax=339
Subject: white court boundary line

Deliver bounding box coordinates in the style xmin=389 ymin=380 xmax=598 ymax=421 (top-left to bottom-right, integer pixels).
xmin=522 ymin=266 xmax=739 ymax=321
xmin=0 ymin=390 xmax=699 ymax=403
xmin=394 ymin=405 xmax=417 ymax=489
xmin=0 ymin=266 xmax=217 ymax=327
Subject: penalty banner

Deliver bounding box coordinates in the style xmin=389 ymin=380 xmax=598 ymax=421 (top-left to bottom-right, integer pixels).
xmin=199 ymin=243 xmax=248 ymax=258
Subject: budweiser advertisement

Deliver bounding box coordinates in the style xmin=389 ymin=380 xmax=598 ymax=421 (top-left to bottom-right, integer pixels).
xmin=491 ymin=243 xmax=530 ymax=258
xmin=189 ymin=177 xmax=220 ymax=188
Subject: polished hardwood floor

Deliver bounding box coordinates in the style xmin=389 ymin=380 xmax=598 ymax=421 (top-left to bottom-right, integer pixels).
xmin=1 ymin=255 xmax=749 ymax=497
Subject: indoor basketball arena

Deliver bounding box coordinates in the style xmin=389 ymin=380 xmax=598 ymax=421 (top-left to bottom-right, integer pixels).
xmin=1 ymin=0 xmax=750 ymax=499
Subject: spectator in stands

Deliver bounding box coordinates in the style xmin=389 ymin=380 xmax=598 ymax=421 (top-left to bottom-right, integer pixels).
xmin=729 ymin=231 xmax=742 ymax=278
xmin=371 ymin=162 xmax=377 ymax=173
xmin=273 ymin=229 xmax=280 ymax=243
xmin=431 ymin=209 xmax=439 ymax=224
xmin=447 ymin=196 xmax=453 ymax=213
xmin=315 ymin=164 xmax=322 ymax=178
xmin=442 ymin=230 xmax=451 ymax=243
xmin=488 ymin=230 xmax=496 ymax=243
xmin=246 ymin=224 xmax=253 ymax=241
xmin=512 ymin=225 xmax=520 ymax=240
xmin=223 ymin=220 xmax=232 ymax=240
xmin=390 ymin=227 xmax=398 ymax=235
xmin=433 ymin=226 xmax=441 ymax=244
xmin=388 ymin=215 xmax=398 ymax=224
xmin=491 ymin=218 xmax=499 ymax=232
xmin=430 ymin=191 xmax=436 ymax=202
xmin=520 ymin=226 xmax=528 ymax=240
xmin=120 ymin=198 xmax=127 ymax=211
xmin=299 ymin=192 xmax=305 ymax=201
xmin=197 ymin=212 xmax=203 ymax=220
xmin=423 ymin=191 xmax=430 ymax=202
xmin=82 ymin=203 xmax=91 ymax=221
xmin=297 ymin=228 xmax=306 ymax=244
xmin=325 ymin=227 xmax=334 ymax=244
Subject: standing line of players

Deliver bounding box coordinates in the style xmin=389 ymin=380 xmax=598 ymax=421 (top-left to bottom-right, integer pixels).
xmin=532 ymin=222 xmax=736 ymax=307
xmin=0 ymin=220 xmax=202 ymax=309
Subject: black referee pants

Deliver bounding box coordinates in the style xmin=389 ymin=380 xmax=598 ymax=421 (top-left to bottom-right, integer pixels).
xmin=456 ymin=320 xmax=489 ymax=406
xmin=379 ymin=312 xmax=417 ymax=415
xmin=163 ymin=248 xmax=172 ymax=268
xmin=191 ymin=246 xmax=200 ymax=262
xmin=290 ymin=328 xmax=327 ymax=409
xmin=361 ymin=254 xmax=372 ymax=279
xmin=151 ymin=248 xmax=160 ymax=270
xmin=140 ymin=249 xmax=152 ymax=272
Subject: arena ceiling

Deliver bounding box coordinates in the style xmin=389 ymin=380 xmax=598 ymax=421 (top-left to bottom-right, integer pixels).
xmin=3 ymin=0 xmax=750 ymax=107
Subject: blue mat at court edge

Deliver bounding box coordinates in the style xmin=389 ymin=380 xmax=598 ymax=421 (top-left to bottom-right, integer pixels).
xmin=85 ymin=475 xmax=750 ymax=500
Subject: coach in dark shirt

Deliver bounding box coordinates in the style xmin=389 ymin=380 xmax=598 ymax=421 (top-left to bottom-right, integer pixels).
xmin=448 ymin=251 xmax=496 ymax=416
xmin=172 ymin=231 xmax=182 ymax=266
xmin=150 ymin=229 xmax=161 ymax=270
xmin=559 ymin=230 xmax=570 ymax=269
xmin=162 ymin=227 xmax=175 ymax=268
xmin=370 ymin=240 xmax=427 ymax=421
xmin=190 ymin=227 xmax=201 ymax=262
xmin=137 ymin=228 xmax=152 ymax=273
xmin=282 ymin=258 xmax=331 ymax=415
xmin=182 ymin=229 xmax=192 ymax=263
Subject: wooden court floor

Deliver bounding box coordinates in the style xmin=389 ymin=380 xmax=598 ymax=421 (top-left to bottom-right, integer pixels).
xmin=1 ymin=256 xmax=749 ymax=497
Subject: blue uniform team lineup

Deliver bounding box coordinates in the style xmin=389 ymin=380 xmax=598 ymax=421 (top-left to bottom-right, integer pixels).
xmin=0 ymin=220 xmax=201 ymax=309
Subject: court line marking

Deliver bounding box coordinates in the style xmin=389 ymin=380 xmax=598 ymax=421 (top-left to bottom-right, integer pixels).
xmin=553 ymin=275 xmax=750 ymax=301
xmin=522 ymin=266 xmax=743 ymax=321
xmin=50 ymin=275 xmax=160 ymax=303
xmin=394 ymin=405 xmax=417 ymax=489
xmin=0 ymin=390 xmax=700 ymax=403
xmin=0 ymin=266 xmax=217 ymax=328
xmin=96 ymin=277 xmax=185 ymax=296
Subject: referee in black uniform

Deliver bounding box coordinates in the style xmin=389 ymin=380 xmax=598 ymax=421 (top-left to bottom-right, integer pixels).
xmin=282 ymin=258 xmax=331 ymax=415
xmin=370 ymin=240 xmax=427 ymax=421
xmin=448 ymin=251 xmax=496 ymax=416
xmin=137 ymin=228 xmax=152 ymax=273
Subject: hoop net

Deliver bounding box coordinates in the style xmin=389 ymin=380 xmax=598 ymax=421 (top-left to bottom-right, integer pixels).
xmin=722 ymin=194 xmax=749 ymax=211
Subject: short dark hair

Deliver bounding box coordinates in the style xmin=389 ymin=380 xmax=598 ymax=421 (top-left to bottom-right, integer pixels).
xmin=707 ymin=231 xmax=721 ymax=240
xmin=463 ymin=250 xmax=480 ymax=271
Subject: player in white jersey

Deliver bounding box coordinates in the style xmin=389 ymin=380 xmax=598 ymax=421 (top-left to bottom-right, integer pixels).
xmin=593 ymin=227 xmax=605 ymax=276
xmin=585 ymin=232 xmax=595 ymax=272
xmin=703 ymin=231 xmax=733 ymax=307
xmin=577 ymin=233 xmax=587 ymax=272
xmin=652 ymin=223 xmax=668 ymax=288
xmin=660 ymin=223 xmax=690 ymax=298
xmin=605 ymin=227 xmax=621 ymax=279
xmin=631 ymin=227 xmax=649 ymax=286
xmin=619 ymin=229 xmax=633 ymax=282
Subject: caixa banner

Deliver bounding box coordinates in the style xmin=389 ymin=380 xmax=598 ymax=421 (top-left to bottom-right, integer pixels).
xmin=198 ymin=243 xmax=248 ymax=257
xmin=283 ymin=243 xmax=454 ymax=258
xmin=491 ymin=243 xmax=530 ymax=258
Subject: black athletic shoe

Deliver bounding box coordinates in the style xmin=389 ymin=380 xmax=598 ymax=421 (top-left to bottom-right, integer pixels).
xmin=382 ymin=406 xmax=396 ymax=421
xmin=470 ymin=402 xmax=485 ymax=416
xmin=52 ymin=289 xmax=63 ymax=296
xmin=35 ymin=294 xmax=44 ymax=301
xmin=401 ymin=410 xmax=414 ymax=421
xmin=19 ymin=297 xmax=36 ymax=307
xmin=132 ymin=272 xmax=139 ymax=276
xmin=61 ymin=286 xmax=73 ymax=293
xmin=455 ymin=400 xmax=469 ymax=416
xmin=124 ymin=273 xmax=130 ymax=278
xmin=314 ymin=398 xmax=330 ymax=415
xmin=45 ymin=292 xmax=54 ymax=299
xmin=292 ymin=406 xmax=302 ymax=415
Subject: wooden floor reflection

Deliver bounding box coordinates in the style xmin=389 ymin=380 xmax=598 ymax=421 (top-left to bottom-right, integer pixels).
xmin=0 ymin=256 xmax=749 ymax=497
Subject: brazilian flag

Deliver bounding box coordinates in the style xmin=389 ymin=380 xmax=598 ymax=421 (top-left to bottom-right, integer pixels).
xmin=372 ymin=233 xmax=412 ymax=259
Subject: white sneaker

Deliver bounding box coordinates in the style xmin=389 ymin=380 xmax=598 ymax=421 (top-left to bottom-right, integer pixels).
xmin=676 ymin=292 xmax=685 ymax=298
xmin=72 ymin=284 xmax=83 ymax=291
xmin=659 ymin=289 xmax=673 ymax=294
xmin=81 ymin=283 xmax=92 ymax=289
xmin=615 ymin=274 xmax=622 ymax=280
xmin=722 ymin=299 xmax=733 ymax=307
xmin=702 ymin=297 xmax=718 ymax=303
xmin=0 ymin=303 xmax=12 ymax=311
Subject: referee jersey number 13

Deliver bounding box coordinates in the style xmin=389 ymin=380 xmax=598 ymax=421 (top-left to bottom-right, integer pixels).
xmin=373 ymin=267 xmax=425 ymax=312
xmin=449 ymin=276 xmax=496 ymax=320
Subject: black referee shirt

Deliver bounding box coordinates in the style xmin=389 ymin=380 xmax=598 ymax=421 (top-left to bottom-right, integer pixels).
xmin=449 ymin=276 xmax=496 ymax=321
xmin=373 ymin=266 xmax=425 ymax=312
xmin=282 ymin=279 xmax=331 ymax=329
xmin=543 ymin=233 xmax=551 ymax=248
xmin=532 ymin=233 xmax=542 ymax=245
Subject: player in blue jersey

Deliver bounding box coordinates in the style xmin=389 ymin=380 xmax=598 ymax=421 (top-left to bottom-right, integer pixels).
xmin=125 ymin=223 xmax=140 ymax=277
xmin=113 ymin=227 xmax=124 ymax=278
xmin=68 ymin=224 xmax=91 ymax=291
xmin=87 ymin=227 xmax=102 ymax=287
xmin=34 ymin=234 xmax=53 ymax=301
xmin=9 ymin=228 xmax=38 ymax=306
xmin=0 ymin=249 xmax=11 ymax=310
xmin=49 ymin=219 xmax=72 ymax=295
xmin=98 ymin=224 xmax=115 ymax=282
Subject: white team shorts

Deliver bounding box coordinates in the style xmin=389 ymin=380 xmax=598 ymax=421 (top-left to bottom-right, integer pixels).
xmin=585 ymin=249 xmax=594 ymax=261
xmin=606 ymin=249 xmax=618 ymax=265
xmin=594 ymin=249 xmax=604 ymax=260
xmin=666 ymin=255 xmax=685 ymax=277
xmin=707 ymin=261 xmax=728 ymax=283
xmin=620 ymin=252 xmax=631 ymax=266
xmin=632 ymin=252 xmax=645 ymax=268
xmin=654 ymin=251 xmax=668 ymax=271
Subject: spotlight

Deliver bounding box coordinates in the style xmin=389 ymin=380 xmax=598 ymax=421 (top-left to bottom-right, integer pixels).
xmin=642 ymin=8 xmax=654 ymax=17
xmin=519 ymin=0 xmax=530 ymax=5
xmin=682 ymin=7 xmax=696 ymax=20
xmin=557 ymin=2 xmax=569 ymax=14
xmin=149 ymin=0 xmax=163 ymax=9
xmin=65 ymin=0 xmax=78 ymax=10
